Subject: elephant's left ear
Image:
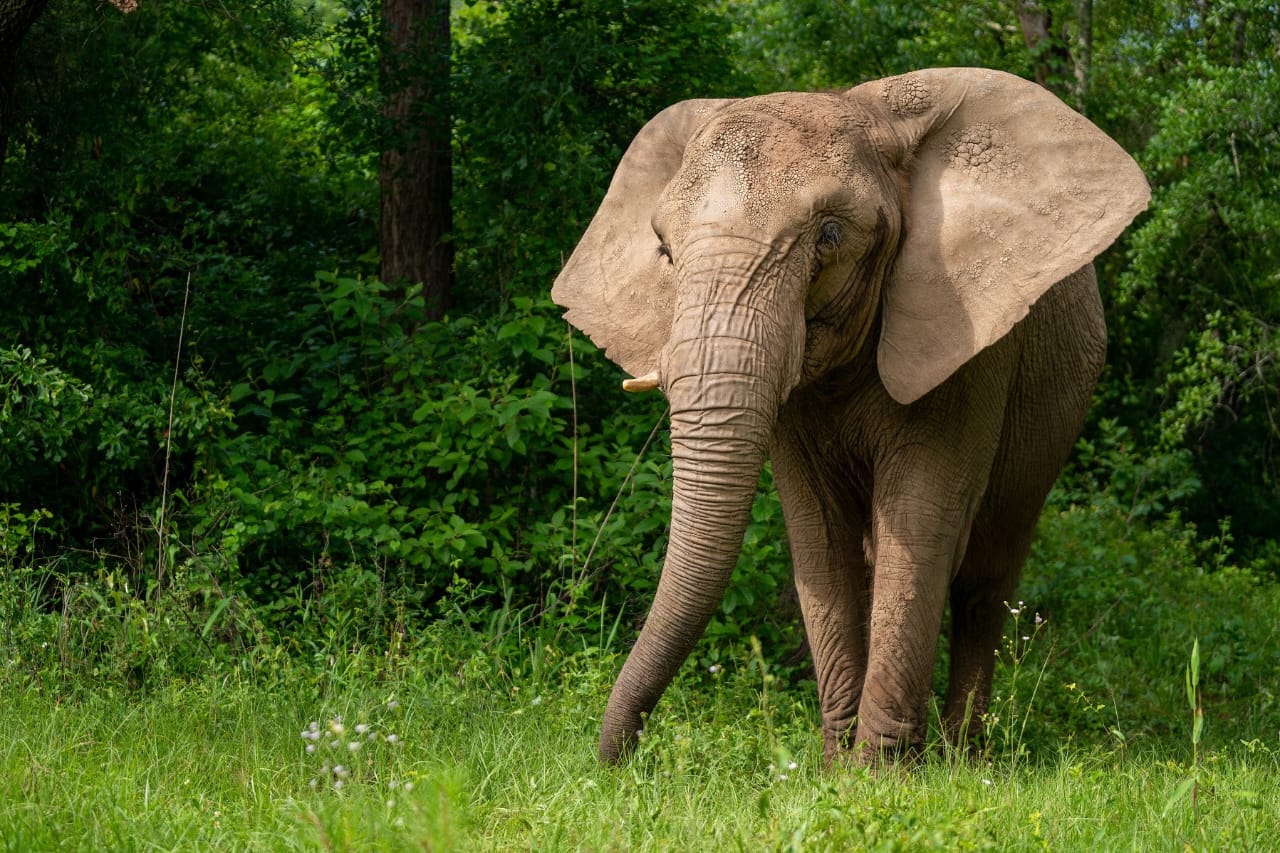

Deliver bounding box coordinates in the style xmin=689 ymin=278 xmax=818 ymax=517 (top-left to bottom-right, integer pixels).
xmin=552 ymin=99 xmax=735 ymax=380
xmin=847 ymin=68 xmax=1150 ymax=405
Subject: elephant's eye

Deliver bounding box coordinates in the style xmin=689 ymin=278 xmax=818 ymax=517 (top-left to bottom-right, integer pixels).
xmin=817 ymin=220 xmax=842 ymax=250
xmin=657 ymin=242 xmax=673 ymax=264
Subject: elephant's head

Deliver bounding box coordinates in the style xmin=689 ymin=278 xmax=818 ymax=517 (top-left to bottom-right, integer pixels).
xmin=552 ymin=68 xmax=1149 ymax=762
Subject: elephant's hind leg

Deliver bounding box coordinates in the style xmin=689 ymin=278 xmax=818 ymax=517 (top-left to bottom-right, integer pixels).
xmin=943 ymin=266 xmax=1106 ymax=745
xmin=942 ymin=525 xmax=1034 ymax=746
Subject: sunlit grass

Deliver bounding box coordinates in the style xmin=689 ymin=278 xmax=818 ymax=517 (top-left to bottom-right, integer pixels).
xmin=2 ymin=629 xmax=1277 ymax=852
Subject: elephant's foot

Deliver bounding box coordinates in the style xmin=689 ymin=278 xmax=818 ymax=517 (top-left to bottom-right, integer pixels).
xmin=822 ymin=715 xmax=926 ymax=769
xmin=821 ymin=716 xmax=858 ymax=764
xmin=844 ymin=706 xmax=927 ymax=769
xmin=850 ymin=730 xmax=925 ymax=770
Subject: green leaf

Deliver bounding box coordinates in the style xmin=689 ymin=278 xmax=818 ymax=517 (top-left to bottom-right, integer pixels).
xmin=1162 ymin=776 xmax=1198 ymax=818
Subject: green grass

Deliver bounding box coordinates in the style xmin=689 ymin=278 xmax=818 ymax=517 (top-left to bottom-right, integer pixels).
xmin=2 ymin=629 xmax=1278 ymax=852
xmin=3 ymin=495 xmax=1279 ymax=850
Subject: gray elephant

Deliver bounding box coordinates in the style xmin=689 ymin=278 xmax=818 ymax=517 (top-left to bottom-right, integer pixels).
xmin=553 ymin=68 xmax=1149 ymax=765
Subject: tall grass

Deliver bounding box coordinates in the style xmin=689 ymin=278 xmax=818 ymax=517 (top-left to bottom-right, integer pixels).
xmin=3 ymin=487 xmax=1279 ymax=850
xmin=2 ymin=626 xmax=1277 ymax=851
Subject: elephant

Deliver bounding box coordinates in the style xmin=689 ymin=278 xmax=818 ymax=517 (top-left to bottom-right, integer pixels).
xmin=552 ymin=68 xmax=1150 ymax=765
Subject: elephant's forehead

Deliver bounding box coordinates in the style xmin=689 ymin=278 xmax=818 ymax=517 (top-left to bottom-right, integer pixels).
xmin=670 ymin=96 xmax=877 ymax=230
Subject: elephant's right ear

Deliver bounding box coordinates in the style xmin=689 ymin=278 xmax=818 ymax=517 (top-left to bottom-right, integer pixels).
xmin=552 ymin=99 xmax=734 ymax=379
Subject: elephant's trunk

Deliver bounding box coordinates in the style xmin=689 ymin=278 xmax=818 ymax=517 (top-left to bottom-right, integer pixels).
xmin=598 ymin=429 xmax=766 ymax=761
xmin=599 ymin=255 xmax=801 ymax=762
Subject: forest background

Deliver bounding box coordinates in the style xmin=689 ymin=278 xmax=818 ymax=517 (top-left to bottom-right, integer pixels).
xmin=1 ymin=1 xmax=1279 ymax=847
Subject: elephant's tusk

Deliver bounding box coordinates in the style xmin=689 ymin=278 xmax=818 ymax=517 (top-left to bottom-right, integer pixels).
xmin=621 ymin=371 xmax=660 ymax=393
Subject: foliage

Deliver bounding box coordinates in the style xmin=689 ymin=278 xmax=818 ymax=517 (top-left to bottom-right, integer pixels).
xmin=0 ymin=1 xmax=357 ymax=557
xmin=0 ymin=343 xmax=90 ymax=477
xmin=1019 ymin=472 xmax=1280 ymax=751
xmin=196 ymin=276 xmax=589 ymax=621
xmin=0 ymin=0 xmax=799 ymax=654
xmin=724 ymin=0 xmax=1086 ymax=92
xmin=186 ymin=273 xmax=794 ymax=649
xmin=451 ymin=0 xmax=745 ymax=309
xmin=0 ymin=0 xmax=1277 ymax=762
xmin=1111 ymin=51 xmax=1280 ymax=556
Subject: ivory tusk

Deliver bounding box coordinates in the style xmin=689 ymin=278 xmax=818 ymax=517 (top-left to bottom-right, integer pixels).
xmin=621 ymin=371 xmax=660 ymax=393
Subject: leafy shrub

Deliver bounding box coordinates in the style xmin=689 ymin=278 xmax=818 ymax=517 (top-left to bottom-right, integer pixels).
xmin=451 ymin=0 xmax=744 ymax=309
xmin=1 ymin=2 xmax=354 ymax=565
xmin=1107 ymin=56 xmax=1280 ymax=560
xmin=1008 ymin=437 xmax=1280 ymax=754
xmin=182 ymin=272 xmax=794 ymax=654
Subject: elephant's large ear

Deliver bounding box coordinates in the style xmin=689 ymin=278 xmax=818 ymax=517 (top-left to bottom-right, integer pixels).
xmin=847 ymin=69 xmax=1150 ymax=405
xmin=552 ymin=99 xmax=734 ymax=379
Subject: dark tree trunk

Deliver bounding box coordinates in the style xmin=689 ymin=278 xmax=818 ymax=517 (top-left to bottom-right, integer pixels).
xmin=1076 ymin=0 xmax=1093 ymax=102
xmin=379 ymin=0 xmax=452 ymax=320
xmin=0 ymin=0 xmax=49 ymax=181
xmin=1012 ymin=0 xmax=1075 ymax=100
xmin=1231 ymin=10 xmax=1247 ymax=65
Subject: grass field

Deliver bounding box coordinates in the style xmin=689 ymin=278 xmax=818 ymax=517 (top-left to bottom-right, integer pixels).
xmin=3 ymin=498 xmax=1278 ymax=850
xmin=3 ymin=623 xmax=1277 ymax=852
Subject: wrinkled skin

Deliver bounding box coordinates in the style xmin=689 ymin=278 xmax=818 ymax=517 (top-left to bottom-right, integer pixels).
xmin=552 ymin=68 xmax=1150 ymax=765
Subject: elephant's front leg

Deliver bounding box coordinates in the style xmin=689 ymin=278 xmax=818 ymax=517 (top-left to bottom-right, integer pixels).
xmin=772 ymin=422 xmax=870 ymax=762
xmin=853 ymin=459 xmax=987 ymax=763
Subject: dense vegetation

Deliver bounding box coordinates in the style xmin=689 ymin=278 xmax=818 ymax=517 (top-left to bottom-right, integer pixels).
xmin=2 ymin=1 xmax=1278 ymax=847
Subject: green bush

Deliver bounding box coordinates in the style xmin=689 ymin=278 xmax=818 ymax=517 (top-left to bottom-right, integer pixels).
xmin=185 ymin=273 xmax=793 ymax=653
xmin=451 ymin=0 xmax=744 ymax=309
xmin=0 ymin=1 xmax=354 ymax=563
xmin=1008 ymin=440 xmax=1280 ymax=754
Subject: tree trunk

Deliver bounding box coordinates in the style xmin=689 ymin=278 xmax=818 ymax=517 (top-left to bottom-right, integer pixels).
xmin=1012 ymin=0 xmax=1075 ymax=99
xmin=1232 ymin=9 xmax=1247 ymax=65
xmin=1076 ymin=0 xmax=1093 ymax=103
xmin=379 ymin=0 xmax=452 ymax=320
xmin=0 ymin=0 xmax=49 ymax=181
